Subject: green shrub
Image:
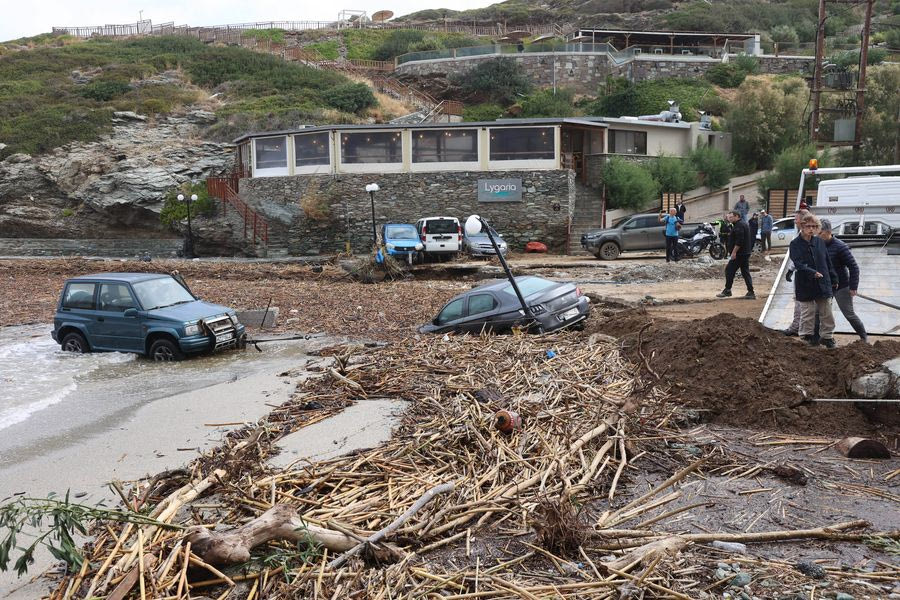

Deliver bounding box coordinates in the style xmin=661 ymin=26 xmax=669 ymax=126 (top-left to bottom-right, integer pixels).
xmin=160 ymin=183 xmax=215 ymax=227
xmin=757 ymin=143 xmax=821 ymax=198
xmin=829 ymin=48 xmax=887 ymax=68
xmin=602 ymin=157 xmax=659 ymax=211
xmin=698 ymin=94 xmax=729 ymax=116
xmin=462 ymin=103 xmax=505 ymax=121
xmin=372 ymin=30 xmax=426 ymax=60
xmin=79 ymin=80 xmax=131 ymax=101
xmin=519 ymin=88 xmax=576 ymax=118
xmin=241 ymin=29 xmax=286 ymax=44
xmin=61 ymin=208 xmax=74 ymax=217
xmin=732 ymin=54 xmax=759 ymax=75
xmin=586 ymin=78 xmax=713 ymax=120
xmin=306 ymin=41 xmax=340 ymax=60
xmin=451 ymin=58 xmax=531 ymax=105
xmin=322 ymin=82 xmax=376 ymax=114
xmin=690 ymin=144 xmax=733 ymax=189
xmin=770 ymin=25 xmax=800 ymax=49
xmin=705 ymin=63 xmax=749 ymax=88
xmin=649 ymin=155 xmax=698 ymax=194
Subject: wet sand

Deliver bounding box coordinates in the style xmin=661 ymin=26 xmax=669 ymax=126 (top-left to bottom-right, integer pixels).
xmin=0 ymin=344 xmax=310 ymax=597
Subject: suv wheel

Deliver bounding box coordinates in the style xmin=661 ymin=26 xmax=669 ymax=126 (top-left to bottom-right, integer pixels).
xmin=61 ymin=332 xmax=90 ymax=353
xmin=149 ymin=338 xmax=185 ymax=362
xmin=596 ymin=242 xmax=620 ymax=260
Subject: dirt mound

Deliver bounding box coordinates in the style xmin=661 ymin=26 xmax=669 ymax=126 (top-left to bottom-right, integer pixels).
xmin=589 ymin=310 xmax=900 ymax=434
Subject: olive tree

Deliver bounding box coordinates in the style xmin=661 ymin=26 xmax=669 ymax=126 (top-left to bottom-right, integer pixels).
xmin=602 ymin=157 xmax=659 ymax=211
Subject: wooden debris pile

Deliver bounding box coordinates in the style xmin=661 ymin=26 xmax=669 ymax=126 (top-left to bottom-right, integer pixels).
xmin=49 ymin=333 xmax=899 ymax=599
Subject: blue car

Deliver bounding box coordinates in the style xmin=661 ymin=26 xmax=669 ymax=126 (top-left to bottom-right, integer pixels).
xmin=381 ymin=223 xmax=423 ymax=264
xmin=52 ymin=273 xmax=246 ymax=361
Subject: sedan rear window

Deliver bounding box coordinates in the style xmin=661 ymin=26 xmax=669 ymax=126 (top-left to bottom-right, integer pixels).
xmin=425 ymin=219 xmax=458 ymax=234
xmin=500 ymin=278 xmax=556 ymax=299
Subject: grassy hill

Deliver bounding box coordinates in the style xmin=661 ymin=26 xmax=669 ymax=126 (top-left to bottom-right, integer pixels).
xmin=0 ymin=36 xmax=372 ymax=159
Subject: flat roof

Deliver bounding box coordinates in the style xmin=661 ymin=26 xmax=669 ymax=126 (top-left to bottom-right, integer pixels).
xmin=575 ymin=28 xmax=756 ymax=39
xmin=232 ymin=118 xmax=607 ymax=144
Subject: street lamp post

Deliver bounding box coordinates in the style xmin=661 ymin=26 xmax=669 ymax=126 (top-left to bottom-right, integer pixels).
xmin=465 ymin=214 xmax=536 ymax=326
xmin=365 ymin=183 xmax=379 ymax=247
xmin=178 ymin=193 xmax=197 ymax=258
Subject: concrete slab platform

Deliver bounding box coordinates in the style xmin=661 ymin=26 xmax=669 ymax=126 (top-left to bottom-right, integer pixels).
xmin=268 ymin=398 xmax=408 ymax=469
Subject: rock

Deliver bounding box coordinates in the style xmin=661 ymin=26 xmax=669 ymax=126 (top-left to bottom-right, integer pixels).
xmin=3 ymin=153 xmax=32 ymax=164
xmin=849 ymin=371 xmax=891 ymax=399
xmin=730 ymin=572 xmax=751 ymax=587
xmin=113 ymin=111 xmax=148 ymax=121
xmin=794 ymin=561 xmax=825 ymax=579
xmin=0 ymin=143 xmax=6 ymax=152
xmin=835 ymin=594 xmax=854 ymax=600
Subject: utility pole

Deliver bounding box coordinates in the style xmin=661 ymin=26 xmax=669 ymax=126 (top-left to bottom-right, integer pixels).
xmin=853 ymin=0 xmax=874 ymax=162
xmin=811 ymin=0 xmax=826 ymax=143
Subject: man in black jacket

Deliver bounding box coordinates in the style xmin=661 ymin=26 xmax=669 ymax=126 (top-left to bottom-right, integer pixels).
xmin=717 ymin=210 xmax=755 ymax=299
xmin=790 ymin=214 xmax=838 ymax=347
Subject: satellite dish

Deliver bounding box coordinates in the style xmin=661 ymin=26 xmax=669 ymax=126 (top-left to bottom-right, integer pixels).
xmin=372 ymin=10 xmax=394 ymax=23
xmin=465 ymin=215 xmax=483 ymax=237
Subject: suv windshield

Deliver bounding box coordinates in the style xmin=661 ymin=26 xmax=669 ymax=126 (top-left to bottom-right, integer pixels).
xmin=385 ymin=225 xmax=417 ymax=240
xmin=425 ymin=219 xmax=458 ymax=234
xmin=133 ymin=277 xmax=196 ymax=310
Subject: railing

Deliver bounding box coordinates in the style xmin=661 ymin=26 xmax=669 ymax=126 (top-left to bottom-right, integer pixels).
xmin=396 ymin=42 xmax=636 ymax=66
xmin=54 ymin=18 xmax=569 ymax=40
xmin=372 ymin=75 xmax=439 ymax=113
xmin=206 ymin=175 xmax=269 ymax=246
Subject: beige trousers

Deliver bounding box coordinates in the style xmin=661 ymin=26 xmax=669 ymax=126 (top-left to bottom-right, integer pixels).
xmin=798 ymin=298 xmax=835 ymax=339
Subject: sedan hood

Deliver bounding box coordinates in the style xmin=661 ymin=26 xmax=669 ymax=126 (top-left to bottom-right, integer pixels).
xmin=146 ymin=300 xmax=233 ymax=322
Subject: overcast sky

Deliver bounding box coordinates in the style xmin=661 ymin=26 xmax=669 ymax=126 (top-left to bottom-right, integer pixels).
xmin=1 ymin=0 xmax=497 ymax=42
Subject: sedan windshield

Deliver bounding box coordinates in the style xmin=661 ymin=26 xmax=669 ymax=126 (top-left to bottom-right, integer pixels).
xmin=133 ymin=277 xmax=196 ymax=310
xmin=385 ymin=225 xmax=418 ymax=240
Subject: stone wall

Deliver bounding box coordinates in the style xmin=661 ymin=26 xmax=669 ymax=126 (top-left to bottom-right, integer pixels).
xmin=396 ymin=53 xmax=813 ymax=92
xmin=239 ymin=170 xmax=575 ymax=256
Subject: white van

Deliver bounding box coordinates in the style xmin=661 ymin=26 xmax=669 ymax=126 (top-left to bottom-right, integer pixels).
xmin=415 ymin=216 xmax=462 ymax=258
xmin=815 ymin=175 xmax=900 ymax=232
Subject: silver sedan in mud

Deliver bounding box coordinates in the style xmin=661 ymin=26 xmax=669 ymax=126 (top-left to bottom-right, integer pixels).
xmin=419 ymin=276 xmax=590 ymax=335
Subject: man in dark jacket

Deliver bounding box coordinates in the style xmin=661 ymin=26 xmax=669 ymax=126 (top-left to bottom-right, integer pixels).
xmin=789 ymin=214 xmax=838 ymax=347
xmin=748 ymin=212 xmax=759 ymax=252
xmin=819 ymin=219 xmax=867 ymax=341
xmin=716 ymin=210 xmax=755 ymax=299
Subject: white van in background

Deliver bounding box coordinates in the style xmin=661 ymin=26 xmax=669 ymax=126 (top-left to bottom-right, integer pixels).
xmin=416 ymin=216 xmax=462 ymax=259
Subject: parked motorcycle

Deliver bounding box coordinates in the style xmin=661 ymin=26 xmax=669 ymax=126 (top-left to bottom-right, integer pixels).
xmin=676 ymin=223 xmax=727 ymax=260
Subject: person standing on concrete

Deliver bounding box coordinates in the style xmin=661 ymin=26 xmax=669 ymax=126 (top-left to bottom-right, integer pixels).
xmin=782 ymin=208 xmax=811 ymax=337
xmin=734 ymin=194 xmax=750 ymax=222
xmin=676 ymin=200 xmax=687 ymax=222
xmin=789 ymin=213 xmax=838 ymax=348
xmin=759 ymin=210 xmax=774 ymax=259
xmin=659 ymin=207 xmax=683 ymax=263
xmin=716 ymin=210 xmax=755 ymax=299
xmin=819 ymin=219 xmax=867 ymax=342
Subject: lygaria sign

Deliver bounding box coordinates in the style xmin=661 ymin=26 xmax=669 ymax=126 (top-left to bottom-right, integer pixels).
xmin=477 ymin=178 xmax=522 ymax=202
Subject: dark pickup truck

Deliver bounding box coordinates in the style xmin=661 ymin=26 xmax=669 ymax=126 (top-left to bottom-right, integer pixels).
xmin=581 ymin=213 xmax=700 ymax=260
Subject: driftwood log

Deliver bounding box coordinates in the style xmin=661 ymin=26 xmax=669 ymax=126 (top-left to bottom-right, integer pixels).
xmin=187 ymin=504 xmax=401 ymax=566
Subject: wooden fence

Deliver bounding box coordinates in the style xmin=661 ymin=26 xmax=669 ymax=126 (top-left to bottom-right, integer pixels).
xmin=766 ymin=189 xmax=818 ymax=219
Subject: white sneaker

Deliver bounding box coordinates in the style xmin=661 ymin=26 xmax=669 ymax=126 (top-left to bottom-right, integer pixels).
xmin=764 ymin=256 xmax=772 ymax=262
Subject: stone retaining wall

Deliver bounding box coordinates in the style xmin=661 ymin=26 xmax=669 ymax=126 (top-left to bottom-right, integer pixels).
xmin=239 ymin=171 xmax=575 ymax=256
xmin=396 ymin=53 xmax=813 ymax=93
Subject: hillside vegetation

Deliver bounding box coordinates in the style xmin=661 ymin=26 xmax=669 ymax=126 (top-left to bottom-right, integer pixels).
xmin=0 ymin=36 xmax=373 ymax=158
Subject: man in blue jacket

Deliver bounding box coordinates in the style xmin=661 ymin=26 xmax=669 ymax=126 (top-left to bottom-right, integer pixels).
xmin=819 ymin=219 xmax=867 ymax=341
xmin=789 ymin=214 xmax=838 ymax=347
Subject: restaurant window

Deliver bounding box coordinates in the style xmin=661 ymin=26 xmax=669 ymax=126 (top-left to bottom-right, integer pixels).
xmin=254 ymin=136 xmax=287 ymax=169
xmin=294 ymin=132 xmax=330 ymax=167
xmin=608 ymin=130 xmax=647 ymax=155
xmin=341 ymin=131 xmax=402 ymax=164
xmin=489 ymin=127 xmax=554 ymax=161
xmin=412 ymin=129 xmax=478 ymax=163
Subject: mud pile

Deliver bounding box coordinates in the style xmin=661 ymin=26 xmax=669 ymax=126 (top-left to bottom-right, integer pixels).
xmin=591 ymin=310 xmax=900 ymax=434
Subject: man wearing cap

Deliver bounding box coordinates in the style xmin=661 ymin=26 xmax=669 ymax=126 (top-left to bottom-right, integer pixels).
xmin=819 ymin=219 xmax=867 ymax=342
xmin=789 ymin=213 xmax=838 ymax=348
